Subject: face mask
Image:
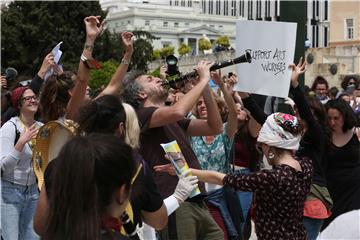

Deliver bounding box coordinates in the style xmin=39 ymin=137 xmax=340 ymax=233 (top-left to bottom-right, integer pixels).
xmin=316 ymin=95 xmax=327 ymax=101
xmin=346 ymin=84 xmax=356 ymax=93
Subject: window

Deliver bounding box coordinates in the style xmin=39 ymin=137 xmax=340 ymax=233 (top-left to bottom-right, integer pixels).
xmin=231 ymin=0 xmax=236 ymax=16
xmin=185 ymin=22 xmax=190 ymax=27
xmin=163 ymin=21 xmax=168 ymax=27
xmin=224 ymin=0 xmax=229 ymax=15
xmin=127 ymin=20 xmax=131 ymax=24
xmin=209 ymin=0 xmax=213 ymax=14
xmin=145 ymin=20 xmax=150 ymax=26
xmin=174 ymin=22 xmax=179 ymax=27
xmin=216 ymin=0 xmax=221 ymax=15
xmin=345 ymin=18 xmax=354 ymax=40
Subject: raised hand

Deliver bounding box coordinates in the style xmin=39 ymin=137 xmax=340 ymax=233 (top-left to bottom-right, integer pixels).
xmin=159 ymin=65 xmax=167 ymax=80
xmin=37 ymin=53 xmax=55 ymax=79
xmin=227 ymin=74 xmax=238 ymax=90
xmin=289 ymin=57 xmax=306 ymax=88
xmin=195 ymin=60 xmax=213 ymax=82
xmin=84 ymin=16 xmax=105 ymax=42
xmin=210 ymin=70 xmax=224 ymax=88
xmin=121 ymin=31 xmax=134 ymax=55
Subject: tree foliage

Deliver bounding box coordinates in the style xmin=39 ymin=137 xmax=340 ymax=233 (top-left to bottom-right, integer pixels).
xmin=216 ymin=35 xmax=230 ymax=48
xmin=1 ymin=1 xmax=106 ymax=75
xmin=89 ymin=60 xmax=119 ymax=91
xmin=153 ymin=49 xmax=161 ymax=60
xmin=178 ymin=43 xmax=192 ymax=56
xmin=198 ymin=37 xmax=212 ymax=51
xmin=160 ymin=46 xmax=175 ymax=59
xmin=1 ymin=2 xmax=157 ymax=75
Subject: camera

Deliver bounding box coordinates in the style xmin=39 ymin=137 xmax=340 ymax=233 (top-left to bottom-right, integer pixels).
xmin=165 ymin=55 xmax=179 ymax=76
xmin=5 ymin=67 xmax=18 ymax=83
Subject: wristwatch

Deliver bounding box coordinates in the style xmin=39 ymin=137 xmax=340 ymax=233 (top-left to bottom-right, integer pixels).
xmin=81 ymin=55 xmax=101 ymax=69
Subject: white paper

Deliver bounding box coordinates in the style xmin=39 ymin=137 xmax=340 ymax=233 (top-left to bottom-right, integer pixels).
xmin=234 ymin=21 xmax=297 ymax=98
xmin=44 ymin=41 xmax=63 ymax=81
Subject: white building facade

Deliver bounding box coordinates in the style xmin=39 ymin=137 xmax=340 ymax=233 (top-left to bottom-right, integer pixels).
xmin=101 ymin=0 xmax=329 ymax=56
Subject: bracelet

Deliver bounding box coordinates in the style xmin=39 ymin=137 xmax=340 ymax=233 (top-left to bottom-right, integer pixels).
xmin=84 ymin=43 xmax=94 ymax=51
xmin=121 ymin=58 xmax=130 ymax=65
xmin=80 ymin=54 xmax=101 ymax=69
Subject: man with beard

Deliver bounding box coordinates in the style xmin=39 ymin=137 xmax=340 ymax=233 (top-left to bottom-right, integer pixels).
xmin=121 ymin=61 xmax=224 ymax=239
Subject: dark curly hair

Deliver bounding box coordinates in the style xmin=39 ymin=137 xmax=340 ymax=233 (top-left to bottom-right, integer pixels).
xmin=341 ymin=75 xmax=360 ymax=91
xmin=325 ymin=99 xmax=357 ymax=132
xmin=311 ymin=76 xmax=329 ymax=91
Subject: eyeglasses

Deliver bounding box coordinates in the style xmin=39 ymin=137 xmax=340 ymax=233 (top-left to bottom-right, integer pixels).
xmin=21 ymin=95 xmax=39 ymax=102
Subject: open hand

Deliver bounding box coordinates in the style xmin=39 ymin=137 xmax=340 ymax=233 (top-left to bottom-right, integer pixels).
xmin=289 ymin=57 xmax=306 ymax=88
xmin=18 ymin=124 xmax=39 ymax=145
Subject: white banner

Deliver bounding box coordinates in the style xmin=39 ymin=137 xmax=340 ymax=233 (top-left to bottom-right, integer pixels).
xmin=234 ymin=20 xmax=297 ymax=98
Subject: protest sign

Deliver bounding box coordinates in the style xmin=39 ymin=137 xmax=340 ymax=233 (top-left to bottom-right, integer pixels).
xmin=234 ymin=21 xmax=297 ymax=98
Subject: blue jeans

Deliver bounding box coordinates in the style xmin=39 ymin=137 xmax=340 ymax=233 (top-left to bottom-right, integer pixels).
xmin=234 ymin=168 xmax=253 ymax=232
xmin=1 ymin=180 xmax=39 ymax=240
xmin=206 ymin=188 xmax=239 ymax=239
xmin=303 ymin=217 xmax=324 ymax=240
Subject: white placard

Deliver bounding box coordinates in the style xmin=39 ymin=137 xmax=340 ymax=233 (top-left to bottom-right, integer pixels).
xmin=234 ymin=21 xmax=297 ymax=98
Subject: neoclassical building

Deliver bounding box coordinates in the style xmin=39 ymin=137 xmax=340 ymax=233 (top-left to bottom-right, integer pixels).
xmin=101 ymin=0 xmax=249 ymax=55
xmin=100 ymin=0 xmax=331 ymax=56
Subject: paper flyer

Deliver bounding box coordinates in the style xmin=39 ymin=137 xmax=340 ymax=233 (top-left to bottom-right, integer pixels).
xmin=160 ymin=140 xmax=200 ymax=198
xmin=44 ymin=41 xmax=63 ymax=81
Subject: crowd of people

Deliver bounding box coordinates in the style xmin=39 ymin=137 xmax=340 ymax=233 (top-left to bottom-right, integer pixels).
xmin=1 ymin=15 xmax=360 ymax=240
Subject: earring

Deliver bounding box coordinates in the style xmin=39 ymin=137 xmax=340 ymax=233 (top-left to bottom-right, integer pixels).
xmin=268 ymin=150 xmax=275 ymax=160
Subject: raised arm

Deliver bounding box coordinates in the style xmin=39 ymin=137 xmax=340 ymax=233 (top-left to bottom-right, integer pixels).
xmin=30 ymin=53 xmax=55 ymax=94
xmin=289 ymin=58 xmax=324 ymax=147
xmin=66 ymin=15 xmax=104 ymax=120
xmin=212 ymin=71 xmax=238 ymax=139
xmin=186 ymin=72 xmax=223 ymax=136
xmin=149 ymin=61 xmax=213 ymax=128
xmin=96 ymin=31 xmax=134 ymax=98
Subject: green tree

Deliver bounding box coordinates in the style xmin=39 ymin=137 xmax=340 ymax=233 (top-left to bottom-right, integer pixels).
xmin=198 ymin=37 xmax=212 ymax=51
xmin=130 ymin=31 xmax=158 ymax=71
xmin=178 ymin=43 xmax=192 ymax=56
xmin=1 ymin=1 xmax=106 ymax=75
xmin=216 ymin=35 xmax=230 ymax=48
xmin=160 ymin=46 xmax=175 ymax=59
xmin=153 ymin=49 xmax=161 ymax=60
xmin=89 ymin=59 xmax=118 ymax=91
